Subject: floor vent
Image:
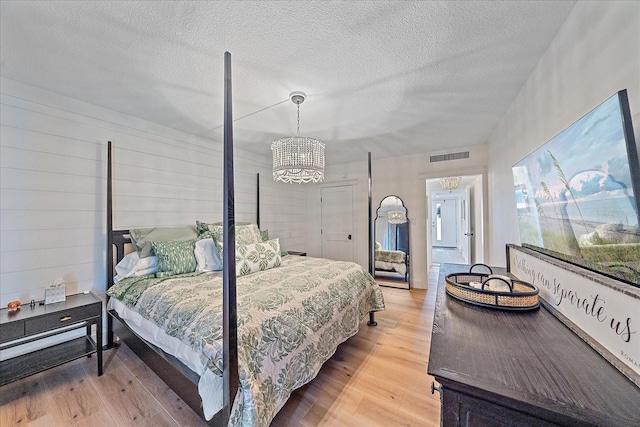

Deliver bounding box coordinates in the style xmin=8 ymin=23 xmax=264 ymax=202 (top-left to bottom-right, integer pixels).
xmin=430 ymin=151 xmax=470 ymax=162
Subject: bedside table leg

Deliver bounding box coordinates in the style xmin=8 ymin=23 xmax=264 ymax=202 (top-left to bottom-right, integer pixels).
xmin=86 ymin=322 xmax=93 ymax=357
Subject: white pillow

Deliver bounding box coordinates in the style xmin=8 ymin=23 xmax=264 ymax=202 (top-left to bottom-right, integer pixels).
xmin=195 ymin=238 xmax=223 ymax=273
xmin=114 ymin=252 xmax=158 ymax=282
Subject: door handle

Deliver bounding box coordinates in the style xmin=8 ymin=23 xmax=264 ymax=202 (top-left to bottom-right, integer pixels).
xmin=348 ymin=234 xmax=352 ymax=240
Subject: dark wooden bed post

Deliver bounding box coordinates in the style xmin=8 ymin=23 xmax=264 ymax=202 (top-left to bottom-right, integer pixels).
xmin=368 ymin=152 xmax=373 ymax=277
xmin=222 ymin=51 xmax=239 ymax=425
xmin=256 ymin=173 xmax=260 ymax=228
xmin=367 ymin=152 xmax=377 ymax=326
xmin=105 ymin=141 xmax=116 ymax=349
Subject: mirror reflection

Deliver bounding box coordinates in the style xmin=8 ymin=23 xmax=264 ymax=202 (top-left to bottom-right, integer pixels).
xmin=375 ymin=195 xmax=410 ymax=289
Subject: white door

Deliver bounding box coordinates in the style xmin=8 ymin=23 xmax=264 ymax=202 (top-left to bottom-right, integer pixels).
xmin=465 ymin=187 xmax=476 ymax=264
xmin=321 ymin=185 xmax=354 ymax=262
xmin=432 ymin=198 xmax=457 ymax=248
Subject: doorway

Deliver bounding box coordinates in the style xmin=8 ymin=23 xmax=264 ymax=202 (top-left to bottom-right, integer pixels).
xmin=321 ymin=185 xmax=355 ymax=262
xmin=427 ymin=175 xmax=484 ymax=266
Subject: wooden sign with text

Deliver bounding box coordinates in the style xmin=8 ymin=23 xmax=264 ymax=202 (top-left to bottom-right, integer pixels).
xmin=507 ymin=244 xmax=640 ymax=387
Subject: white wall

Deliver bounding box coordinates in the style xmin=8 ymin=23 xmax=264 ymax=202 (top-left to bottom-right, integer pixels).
xmin=0 ymin=78 xmax=305 ymax=306
xmin=306 ymin=2 xmax=639 ymax=289
xmin=3 ymin=2 xmax=635 ymax=302
xmin=306 ymin=147 xmax=488 ymax=289
xmin=486 ymin=1 xmax=640 ymax=265
xmin=470 ymin=174 xmax=485 ymax=264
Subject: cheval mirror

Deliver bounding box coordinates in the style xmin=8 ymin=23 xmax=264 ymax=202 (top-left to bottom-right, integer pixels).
xmin=374 ymin=195 xmax=410 ymax=289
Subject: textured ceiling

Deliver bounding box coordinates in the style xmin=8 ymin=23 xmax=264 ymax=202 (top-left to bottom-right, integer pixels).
xmin=0 ymin=1 xmax=576 ymax=165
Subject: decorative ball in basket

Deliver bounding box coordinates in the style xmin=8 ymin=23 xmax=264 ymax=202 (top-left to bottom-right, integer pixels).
xmin=445 ymin=264 xmax=539 ymax=311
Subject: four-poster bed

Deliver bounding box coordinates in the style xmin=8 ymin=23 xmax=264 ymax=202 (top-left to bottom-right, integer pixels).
xmin=105 ymin=53 xmax=384 ymax=426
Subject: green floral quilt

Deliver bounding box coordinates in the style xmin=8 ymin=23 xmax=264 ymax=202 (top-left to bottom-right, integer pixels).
xmin=107 ymin=255 xmax=385 ymax=426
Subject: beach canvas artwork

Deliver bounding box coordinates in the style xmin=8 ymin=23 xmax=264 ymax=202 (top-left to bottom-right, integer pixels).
xmin=512 ymin=91 xmax=640 ymax=286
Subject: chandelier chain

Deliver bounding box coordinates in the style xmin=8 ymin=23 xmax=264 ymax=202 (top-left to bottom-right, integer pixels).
xmin=297 ymin=104 xmax=300 ymax=136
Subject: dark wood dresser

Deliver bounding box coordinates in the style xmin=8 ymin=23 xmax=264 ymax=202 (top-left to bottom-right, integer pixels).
xmin=427 ymin=263 xmax=640 ymax=427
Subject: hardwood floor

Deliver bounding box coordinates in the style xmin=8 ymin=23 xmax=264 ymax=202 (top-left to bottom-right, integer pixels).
xmin=0 ymin=267 xmax=442 ymax=426
xmin=374 ymin=271 xmax=410 ymax=290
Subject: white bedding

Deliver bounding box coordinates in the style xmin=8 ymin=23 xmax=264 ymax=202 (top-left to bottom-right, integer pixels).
xmin=109 ymin=298 xmax=224 ymax=417
xmin=375 ymin=260 xmax=407 ymax=276
xmin=107 ymin=255 xmax=385 ymax=426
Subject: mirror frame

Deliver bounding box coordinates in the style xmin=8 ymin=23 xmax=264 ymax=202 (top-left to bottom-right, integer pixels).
xmin=374 ymin=195 xmax=410 ymax=289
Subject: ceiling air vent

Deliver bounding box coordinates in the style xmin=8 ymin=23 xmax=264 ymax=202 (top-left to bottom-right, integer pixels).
xmin=430 ymin=151 xmax=470 ymax=162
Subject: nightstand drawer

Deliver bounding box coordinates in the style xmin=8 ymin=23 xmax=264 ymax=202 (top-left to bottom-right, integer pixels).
xmin=0 ymin=320 xmax=25 ymax=344
xmin=25 ymin=304 xmax=99 ymax=335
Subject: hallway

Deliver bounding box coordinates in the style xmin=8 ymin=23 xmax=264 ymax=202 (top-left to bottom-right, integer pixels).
xmin=432 ymin=247 xmax=466 ymax=265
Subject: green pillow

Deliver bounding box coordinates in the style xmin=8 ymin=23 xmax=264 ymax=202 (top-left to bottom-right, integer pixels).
xmin=236 ymin=238 xmax=282 ymax=277
xmin=130 ymin=226 xmax=197 ymax=258
xmin=260 ymin=229 xmax=269 ymax=242
xmin=151 ymin=239 xmax=197 ymax=277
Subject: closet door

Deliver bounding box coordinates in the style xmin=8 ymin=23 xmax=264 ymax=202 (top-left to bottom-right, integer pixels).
xmin=321 ymin=185 xmax=354 ymax=262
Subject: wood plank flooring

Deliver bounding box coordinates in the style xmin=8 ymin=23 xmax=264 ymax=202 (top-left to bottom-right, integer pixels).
xmin=0 ymin=267 xmax=442 ymax=426
xmin=373 ymin=271 xmax=410 ymax=290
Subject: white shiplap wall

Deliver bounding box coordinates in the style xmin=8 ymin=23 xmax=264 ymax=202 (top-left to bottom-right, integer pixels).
xmin=0 ymin=77 xmax=306 ymax=306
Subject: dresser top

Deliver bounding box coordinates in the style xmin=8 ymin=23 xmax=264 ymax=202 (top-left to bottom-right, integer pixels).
xmin=428 ymin=263 xmax=640 ymax=426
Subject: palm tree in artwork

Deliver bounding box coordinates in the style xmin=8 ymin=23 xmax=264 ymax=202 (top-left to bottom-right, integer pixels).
xmin=548 ymin=150 xmax=588 ymax=234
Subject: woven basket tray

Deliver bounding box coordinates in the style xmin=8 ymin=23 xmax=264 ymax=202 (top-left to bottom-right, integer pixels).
xmin=445 ymin=264 xmax=539 ymax=311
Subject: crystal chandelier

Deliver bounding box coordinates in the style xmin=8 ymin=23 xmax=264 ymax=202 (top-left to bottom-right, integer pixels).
xmin=387 ymin=210 xmax=407 ymax=224
xmin=272 ymin=92 xmax=325 ymax=184
xmin=440 ymin=176 xmax=462 ymax=192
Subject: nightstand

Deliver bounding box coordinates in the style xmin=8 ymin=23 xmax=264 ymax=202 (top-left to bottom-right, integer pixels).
xmin=287 ymin=251 xmax=307 ymax=256
xmin=0 ymin=292 xmax=102 ymax=386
